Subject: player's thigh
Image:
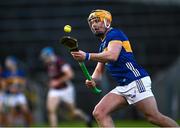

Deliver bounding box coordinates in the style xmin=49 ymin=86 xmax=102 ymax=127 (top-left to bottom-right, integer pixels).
xmin=135 ymin=96 xmax=159 ymax=116
xmin=47 ymin=96 xmax=60 ymax=111
xmin=94 ymin=92 xmax=128 ymax=115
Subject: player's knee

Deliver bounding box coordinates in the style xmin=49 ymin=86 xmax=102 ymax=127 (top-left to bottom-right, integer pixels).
xmin=92 ymin=108 xmax=101 ymax=120
xmin=146 ymin=114 xmax=156 ymax=123
xmin=93 ymin=105 xmax=105 ymax=120
xmin=145 ymin=111 xmax=162 ymax=124
xmin=47 ymin=105 xmax=56 ymax=113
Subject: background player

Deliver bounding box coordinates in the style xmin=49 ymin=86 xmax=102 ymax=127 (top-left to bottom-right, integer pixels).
xmin=40 ymin=47 xmax=92 ymax=127
xmin=0 ymin=63 xmax=7 ymax=126
xmin=71 ymin=9 xmax=179 ymax=127
xmin=2 ymin=56 xmax=32 ymax=126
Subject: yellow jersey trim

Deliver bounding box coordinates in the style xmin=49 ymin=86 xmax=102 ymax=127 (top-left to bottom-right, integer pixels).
xmin=122 ymin=41 xmax=132 ymax=52
xmin=108 ymin=40 xmax=132 ymax=52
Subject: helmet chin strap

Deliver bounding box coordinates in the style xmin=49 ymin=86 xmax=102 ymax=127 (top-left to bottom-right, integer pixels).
xmin=104 ymin=19 xmax=110 ymax=28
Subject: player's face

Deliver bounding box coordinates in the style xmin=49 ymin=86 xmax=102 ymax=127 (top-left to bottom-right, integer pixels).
xmin=43 ymin=55 xmax=55 ymax=64
xmin=5 ymin=60 xmax=16 ymax=70
xmin=88 ymin=17 xmax=106 ymax=37
xmin=43 ymin=56 xmax=52 ymax=64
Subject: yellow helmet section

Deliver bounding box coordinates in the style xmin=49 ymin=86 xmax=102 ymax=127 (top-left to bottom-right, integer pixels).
xmin=88 ymin=9 xmax=112 ymax=23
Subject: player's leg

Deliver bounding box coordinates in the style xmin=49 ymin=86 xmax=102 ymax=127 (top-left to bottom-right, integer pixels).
xmin=64 ymin=101 xmax=93 ymax=127
xmin=64 ymin=102 xmax=90 ymax=121
xmin=0 ymin=98 xmax=5 ymax=126
xmin=6 ymin=94 xmax=17 ymax=126
xmin=20 ymin=104 xmax=32 ymax=125
xmin=47 ymin=89 xmax=60 ymax=127
xmin=93 ymin=93 xmax=128 ymax=127
xmin=5 ymin=93 xmax=27 ymax=126
xmin=0 ymin=93 xmax=6 ymax=126
xmin=60 ymin=84 xmax=92 ymax=126
xmin=135 ymin=96 xmax=179 ymax=127
xmin=133 ymin=77 xmax=179 ymax=127
xmin=17 ymin=93 xmax=33 ymax=126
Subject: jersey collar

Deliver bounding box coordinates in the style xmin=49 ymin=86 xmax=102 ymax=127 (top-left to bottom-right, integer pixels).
xmin=101 ymin=27 xmax=113 ymax=42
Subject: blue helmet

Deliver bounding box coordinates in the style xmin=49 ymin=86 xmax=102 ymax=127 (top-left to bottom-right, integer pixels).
xmin=40 ymin=47 xmax=55 ymax=60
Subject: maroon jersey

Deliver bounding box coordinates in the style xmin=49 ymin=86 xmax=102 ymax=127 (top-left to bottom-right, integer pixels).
xmin=46 ymin=57 xmax=67 ymax=89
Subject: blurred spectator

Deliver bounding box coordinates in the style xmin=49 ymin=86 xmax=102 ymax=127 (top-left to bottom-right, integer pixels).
xmin=2 ymin=56 xmax=32 ymax=126
xmin=40 ymin=47 xmax=92 ymax=127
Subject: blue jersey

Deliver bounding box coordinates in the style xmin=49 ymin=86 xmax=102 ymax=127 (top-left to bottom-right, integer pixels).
xmin=2 ymin=70 xmax=25 ymax=78
xmin=99 ymin=28 xmax=149 ymax=86
xmin=2 ymin=69 xmax=26 ymax=85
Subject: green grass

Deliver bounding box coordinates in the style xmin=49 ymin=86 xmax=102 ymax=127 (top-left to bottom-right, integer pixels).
xmin=31 ymin=119 xmax=180 ymax=127
xmin=33 ymin=119 xmax=165 ymax=127
xmin=115 ymin=120 xmax=155 ymax=127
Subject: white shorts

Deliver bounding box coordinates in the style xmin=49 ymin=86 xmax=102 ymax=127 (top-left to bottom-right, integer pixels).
xmin=110 ymin=76 xmax=154 ymax=104
xmin=48 ymin=83 xmax=75 ymax=104
xmin=4 ymin=93 xmax=27 ymax=107
xmin=0 ymin=92 xmax=5 ymax=104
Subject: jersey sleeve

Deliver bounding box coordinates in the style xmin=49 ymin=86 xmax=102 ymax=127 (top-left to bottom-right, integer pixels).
xmin=108 ymin=29 xmax=129 ymax=42
xmin=108 ymin=29 xmax=133 ymax=53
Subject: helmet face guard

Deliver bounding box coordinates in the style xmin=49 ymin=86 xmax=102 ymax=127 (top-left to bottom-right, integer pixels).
xmin=88 ymin=9 xmax=112 ymax=36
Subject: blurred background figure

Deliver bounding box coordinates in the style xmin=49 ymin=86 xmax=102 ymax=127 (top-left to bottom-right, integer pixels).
xmin=1 ymin=56 xmax=32 ymax=126
xmin=40 ymin=47 xmax=92 ymax=127
xmin=0 ymin=63 xmax=7 ymax=126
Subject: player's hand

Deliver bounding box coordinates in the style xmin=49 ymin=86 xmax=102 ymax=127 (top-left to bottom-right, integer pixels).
xmin=85 ymin=79 xmax=96 ymax=88
xmin=71 ymin=50 xmax=86 ymax=61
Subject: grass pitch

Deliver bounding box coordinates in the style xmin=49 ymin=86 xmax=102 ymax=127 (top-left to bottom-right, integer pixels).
xmin=34 ymin=119 xmax=180 ymax=127
xmin=57 ymin=120 xmax=155 ymax=127
xmin=31 ymin=119 xmax=180 ymax=127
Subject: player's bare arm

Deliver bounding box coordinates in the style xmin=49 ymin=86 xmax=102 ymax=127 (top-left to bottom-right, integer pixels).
xmin=58 ymin=64 xmax=74 ymax=82
xmin=49 ymin=64 xmax=74 ymax=87
xmin=90 ymin=41 xmax=122 ymax=62
xmin=92 ymin=62 xmax=105 ymax=80
xmin=71 ymin=41 xmax=122 ymax=63
xmin=86 ymin=62 xmax=104 ymax=88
